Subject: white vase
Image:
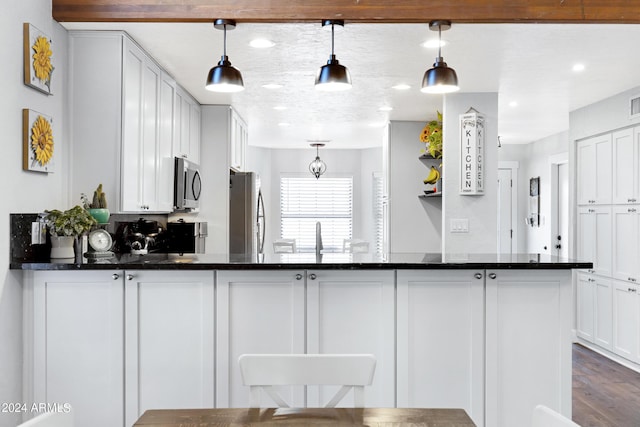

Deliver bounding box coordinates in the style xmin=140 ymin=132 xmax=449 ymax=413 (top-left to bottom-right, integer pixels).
xmin=50 ymin=236 xmax=75 ymax=259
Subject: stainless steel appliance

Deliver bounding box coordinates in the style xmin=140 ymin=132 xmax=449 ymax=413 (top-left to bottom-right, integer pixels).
xmin=174 ymin=157 xmax=201 ymax=210
xmin=166 ymin=220 xmax=208 ymax=253
xmin=229 ymin=172 xmax=265 ymax=255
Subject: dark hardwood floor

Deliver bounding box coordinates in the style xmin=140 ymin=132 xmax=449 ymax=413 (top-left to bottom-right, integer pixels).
xmin=573 ymin=343 xmax=640 ymax=426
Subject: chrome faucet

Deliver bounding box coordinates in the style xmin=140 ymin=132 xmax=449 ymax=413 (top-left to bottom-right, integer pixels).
xmin=315 ymin=221 xmax=323 ymax=257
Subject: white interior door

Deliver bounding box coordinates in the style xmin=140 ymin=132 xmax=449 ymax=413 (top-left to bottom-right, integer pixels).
xmin=556 ymin=163 xmax=569 ymax=258
xmin=498 ymin=169 xmax=513 ymax=254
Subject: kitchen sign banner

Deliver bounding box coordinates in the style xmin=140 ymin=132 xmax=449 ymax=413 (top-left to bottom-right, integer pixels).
xmin=459 ymin=108 xmax=485 ymax=195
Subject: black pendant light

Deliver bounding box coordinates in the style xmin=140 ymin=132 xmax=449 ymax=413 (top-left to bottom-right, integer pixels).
xmin=315 ymin=20 xmax=352 ymax=91
xmin=421 ymin=20 xmax=459 ymax=94
xmin=205 ymin=19 xmax=244 ymax=93
xmin=309 ymin=143 xmax=327 ymax=179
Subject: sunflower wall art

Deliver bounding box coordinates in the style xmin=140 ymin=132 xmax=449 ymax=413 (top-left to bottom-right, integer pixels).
xmin=23 ymin=109 xmax=55 ymax=173
xmin=23 ymin=23 xmax=54 ymax=95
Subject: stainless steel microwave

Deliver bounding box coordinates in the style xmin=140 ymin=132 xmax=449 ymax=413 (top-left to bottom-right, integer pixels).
xmin=174 ymin=157 xmax=201 ymax=210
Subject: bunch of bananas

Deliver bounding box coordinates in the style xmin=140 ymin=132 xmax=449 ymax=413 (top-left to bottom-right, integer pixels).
xmin=423 ymin=166 xmax=440 ymax=185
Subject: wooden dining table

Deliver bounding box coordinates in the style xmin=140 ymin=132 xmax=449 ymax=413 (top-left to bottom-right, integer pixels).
xmin=133 ymin=407 xmax=477 ymax=426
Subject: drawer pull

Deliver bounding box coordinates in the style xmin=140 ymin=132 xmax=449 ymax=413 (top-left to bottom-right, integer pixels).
xmin=112 ymin=273 xmax=120 ymax=280
xmin=628 ymin=208 xmax=637 ymax=213
xmin=127 ymin=274 xmax=134 ymax=281
xmin=488 ymin=273 xmax=497 ymax=280
xmin=474 ymin=273 xmax=483 ymax=279
xmin=295 ymin=274 xmax=303 ymax=280
xmin=308 ymin=273 xmax=317 ymax=280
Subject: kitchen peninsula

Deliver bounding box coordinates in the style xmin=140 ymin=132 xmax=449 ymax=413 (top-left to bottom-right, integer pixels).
xmin=15 ymin=253 xmax=589 ymax=427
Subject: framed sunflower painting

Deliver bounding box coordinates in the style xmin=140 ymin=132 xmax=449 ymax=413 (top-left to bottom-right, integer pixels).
xmin=23 ymin=109 xmax=55 ymax=173
xmin=23 ymin=23 xmax=54 ymax=95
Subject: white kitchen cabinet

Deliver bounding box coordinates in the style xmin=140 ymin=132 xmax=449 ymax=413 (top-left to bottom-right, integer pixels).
xmin=485 ymin=270 xmax=572 ymax=427
xmin=306 ymin=270 xmax=395 ymax=408
xmin=174 ymin=85 xmax=201 ymax=163
xmin=612 ymin=206 xmax=640 ymax=282
xmin=577 ymin=206 xmax=612 ymax=277
xmin=215 ymin=270 xmax=306 ymax=407
xmin=230 ymin=109 xmax=248 ymax=172
xmin=23 ymin=271 xmax=125 ymax=427
xmin=124 ymin=270 xmax=215 ymax=426
xmin=612 ymin=280 xmax=640 ymax=363
xmin=69 ymin=31 xmax=192 ymax=213
xmin=577 ymin=133 xmax=612 ymax=205
xmin=396 ymin=270 xmax=484 ymax=427
xmin=577 ymin=272 xmax=613 ymax=350
xmin=612 ymin=127 xmax=640 ymax=204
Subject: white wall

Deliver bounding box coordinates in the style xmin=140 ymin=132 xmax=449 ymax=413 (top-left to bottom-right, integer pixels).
xmin=498 ymin=144 xmax=527 ymax=253
xmin=1 ymin=2 xmax=69 ymax=425
xmin=388 ymin=121 xmax=442 ymax=253
xmin=442 ymin=93 xmax=499 ymax=254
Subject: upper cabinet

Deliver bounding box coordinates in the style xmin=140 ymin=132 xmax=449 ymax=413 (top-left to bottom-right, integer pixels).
xmin=230 ymin=109 xmax=248 ymax=172
xmin=612 ymin=127 xmax=640 ymax=204
xmin=174 ymin=86 xmax=201 ymax=164
xmin=69 ymin=31 xmax=201 ymax=213
xmin=577 ymin=133 xmax=612 ymax=205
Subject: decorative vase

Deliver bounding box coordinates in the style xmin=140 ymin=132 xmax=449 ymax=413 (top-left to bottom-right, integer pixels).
xmin=50 ymin=236 xmax=75 ymax=259
xmin=88 ymin=208 xmax=110 ymax=224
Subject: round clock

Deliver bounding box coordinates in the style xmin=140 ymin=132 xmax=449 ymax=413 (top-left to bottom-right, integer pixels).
xmin=88 ymin=229 xmax=113 ymax=253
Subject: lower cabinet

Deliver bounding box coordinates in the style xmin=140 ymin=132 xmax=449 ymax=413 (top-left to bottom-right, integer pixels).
xmin=23 ymin=271 xmax=125 ymax=427
xmin=396 ymin=270 xmax=484 ymax=427
xmin=485 ymin=270 xmax=572 ymax=427
xmin=612 ymin=280 xmax=640 ymax=363
xmin=215 ymin=270 xmax=306 ymax=407
xmin=123 ymin=270 xmax=215 ymax=426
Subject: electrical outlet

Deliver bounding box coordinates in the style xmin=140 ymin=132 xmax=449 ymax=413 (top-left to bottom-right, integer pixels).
xmin=31 ymin=221 xmax=45 ymax=244
xmin=450 ymin=218 xmax=469 ymax=233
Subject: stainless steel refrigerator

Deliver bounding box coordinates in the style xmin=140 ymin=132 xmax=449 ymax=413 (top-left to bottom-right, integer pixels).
xmin=229 ymin=172 xmax=265 ymax=255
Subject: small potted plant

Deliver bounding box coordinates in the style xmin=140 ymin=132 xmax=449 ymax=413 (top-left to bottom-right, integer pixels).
xmin=82 ymin=184 xmax=110 ymax=224
xmin=45 ymin=205 xmax=97 ymax=258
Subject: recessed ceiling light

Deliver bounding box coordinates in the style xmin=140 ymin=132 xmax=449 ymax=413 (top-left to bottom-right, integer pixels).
xmin=572 ymin=63 xmax=585 ymax=72
xmin=273 ymin=106 xmax=287 ymax=111
xmin=249 ymin=38 xmax=275 ymax=48
xmin=379 ymin=106 xmax=393 ymax=112
xmin=392 ymin=84 xmax=411 ymax=90
xmin=509 ymin=101 xmax=518 ymax=108
xmin=422 ymin=39 xmax=446 ymax=49
xmin=262 ymin=83 xmax=283 ymax=89
xmin=278 ymin=122 xmax=291 ymax=127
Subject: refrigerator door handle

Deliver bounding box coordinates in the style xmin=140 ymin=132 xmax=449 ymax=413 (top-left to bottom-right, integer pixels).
xmin=257 ymin=189 xmax=266 ymax=254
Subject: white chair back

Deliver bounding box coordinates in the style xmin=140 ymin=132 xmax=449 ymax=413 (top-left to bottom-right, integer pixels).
xmin=17 ymin=409 xmax=73 ymax=427
xmin=239 ymin=354 xmax=376 ymax=408
xmin=532 ymin=405 xmax=581 ymax=427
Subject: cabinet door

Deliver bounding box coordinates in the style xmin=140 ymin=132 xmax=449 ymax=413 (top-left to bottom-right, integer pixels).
xmin=216 ymin=270 xmax=305 ymax=407
xmin=157 ymin=72 xmax=176 ymax=212
xmin=612 ymin=206 xmax=640 ymax=282
xmin=189 ymin=101 xmax=201 ymax=164
xmin=124 ymin=270 xmax=214 ymax=426
xmin=612 ymin=281 xmax=640 ymax=363
xmin=576 ymin=272 xmax=595 ymax=342
xmin=396 ymin=270 xmax=484 ymax=427
xmin=577 ymin=206 xmax=611 ymax=276
xmin=306 ymin=270 xmax=395 ymax=408
xmin=594 ymin=276 xmax=613 ymax=350
xmin=25 ymin=271 xmax=124 ymax=427
xmin=121 ymin=38 xmax=145 ymax=212
xmin=577 ymin=134 xmax=612 ymax=205
xmin=612 ymin=127 xmax=638 ymax=204
xmin=230 ymin=110 xmax=246 ymax=172
xmin=485 ymin=270 xmax=572 ymax=427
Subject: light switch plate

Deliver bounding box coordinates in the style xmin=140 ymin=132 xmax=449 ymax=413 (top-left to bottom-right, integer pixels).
xmin=450 ymin=218 xmax=469 ymax=233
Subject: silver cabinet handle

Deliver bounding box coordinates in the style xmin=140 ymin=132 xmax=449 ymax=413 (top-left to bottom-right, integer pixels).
xmin=474 ymin=273 xmax=483 ymax=279
xmin=629 ymin=208 xmax=637 ymax=213
xmin=295 ymin=274 xmax=303 ymax=280
xmin=308 ymin=273 xmax=317 ymax=280
xmin=127 ymin=274 xmax=134 ymax=281
xmin=488 ymin=273 xmax=497 ymax=279
xmin=112 ymin=273 xmax=120 ymax=280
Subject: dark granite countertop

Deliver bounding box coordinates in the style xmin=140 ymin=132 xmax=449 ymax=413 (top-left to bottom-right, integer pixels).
xmin=11 ymin=252 xmax=592 ymax=271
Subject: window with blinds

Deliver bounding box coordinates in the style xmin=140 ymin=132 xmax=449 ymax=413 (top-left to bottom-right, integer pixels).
xmin=280 ymin=176 xmax=353 ymax=253
xmin=372 ymin=173 xmax=384 ymax=254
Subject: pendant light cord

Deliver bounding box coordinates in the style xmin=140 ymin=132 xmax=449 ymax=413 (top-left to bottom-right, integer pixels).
xmin=331 ymin=23 xmax=335 ymax=56
xmin=438 ymin=24 xmax=442 ymax=58
xmin=223 ymin=24 xmax=227 ymax=57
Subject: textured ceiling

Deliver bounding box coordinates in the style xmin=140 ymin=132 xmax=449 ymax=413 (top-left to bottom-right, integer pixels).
xmin=62 ymin=22 xmax=640 ymax=148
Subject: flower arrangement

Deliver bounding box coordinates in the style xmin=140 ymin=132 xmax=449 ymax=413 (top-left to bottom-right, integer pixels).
xmin=420 ymin=111 xmax=443 ymax=158
xmin=45 ymin=205 xmax=97 ymax=237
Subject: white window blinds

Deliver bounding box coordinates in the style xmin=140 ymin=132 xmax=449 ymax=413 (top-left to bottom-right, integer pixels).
xmin=372 ymin=173 xmax=384 ymax=254
xmin=280 ymin=176 xmax=353 ymax=253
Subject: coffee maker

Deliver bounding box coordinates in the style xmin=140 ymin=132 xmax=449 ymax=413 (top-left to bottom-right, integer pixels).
xmin=114 ymin=218 xmax=165 ymax=254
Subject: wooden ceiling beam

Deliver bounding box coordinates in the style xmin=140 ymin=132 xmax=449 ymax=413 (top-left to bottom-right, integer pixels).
xmin=52 ymin=0 xmax=640 ymax=23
